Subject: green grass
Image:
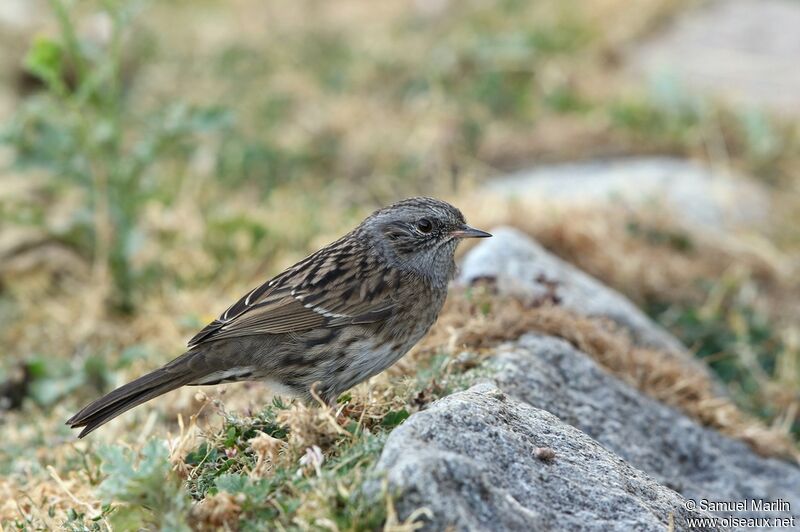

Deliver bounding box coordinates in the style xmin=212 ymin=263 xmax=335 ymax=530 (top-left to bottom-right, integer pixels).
xmin=174 ymin=352 xmax=486 ymax=529
xmin=194 ymin=431 xmax=389 ymax=530
xmin=5 ymin=0 xmax=234 ymax=312
xmin=648 ymin=277 xmax=800 ymax=438
xmin=183 ymin=400 xmax=289 ymax=501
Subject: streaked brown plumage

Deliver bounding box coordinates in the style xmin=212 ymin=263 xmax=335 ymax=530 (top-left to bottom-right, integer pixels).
xmin=67 ymin=197 xmax=490 ymax=437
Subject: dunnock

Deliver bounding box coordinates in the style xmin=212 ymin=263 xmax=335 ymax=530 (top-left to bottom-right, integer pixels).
xmin=67 ymin=197 xmax=490 ymax=437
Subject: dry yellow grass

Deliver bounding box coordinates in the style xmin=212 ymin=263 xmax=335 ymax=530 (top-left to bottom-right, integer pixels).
xmin=422 ymin=286 xmax=797 ymax=459
xmin=189 ymin=491 xmax=243 ymax=531
xmin=462 ymin=195 xmax=789 ymax=306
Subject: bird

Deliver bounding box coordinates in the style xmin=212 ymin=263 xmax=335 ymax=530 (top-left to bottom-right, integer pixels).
xmin=67 ymin=197 xmax=490 ymax=437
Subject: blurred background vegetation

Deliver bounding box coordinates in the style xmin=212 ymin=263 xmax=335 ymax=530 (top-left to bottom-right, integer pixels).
xmin=1 ymin=0 xmax=799 ymax=529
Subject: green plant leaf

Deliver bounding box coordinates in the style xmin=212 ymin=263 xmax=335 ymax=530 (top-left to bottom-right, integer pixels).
xmin=215 ymin=473 xmax=248 ymax=494
xmin=380 ymin=409 xmax=410 ymax=429
xmin=24 ymin=36 xmax=64 ymax=88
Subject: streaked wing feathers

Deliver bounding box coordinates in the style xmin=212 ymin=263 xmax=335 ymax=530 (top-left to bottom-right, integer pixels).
xmin=187 ymin=239 xmax=402 ymax=347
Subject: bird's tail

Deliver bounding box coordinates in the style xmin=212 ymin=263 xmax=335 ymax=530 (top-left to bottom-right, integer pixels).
xmin=66 ymin=352 xmax=199 ymax=438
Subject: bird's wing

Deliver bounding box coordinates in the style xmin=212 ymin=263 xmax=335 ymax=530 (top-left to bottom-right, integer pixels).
xmin=187 ymin=240 xmax=403 ymax=347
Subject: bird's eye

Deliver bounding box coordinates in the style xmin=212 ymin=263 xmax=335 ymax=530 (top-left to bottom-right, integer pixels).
xmin=417 ymin=218 xmax=433 ymax=233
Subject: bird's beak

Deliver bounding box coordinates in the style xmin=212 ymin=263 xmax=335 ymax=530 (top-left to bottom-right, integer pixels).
xmin=450 ymin=225 xmax=492 ymax=239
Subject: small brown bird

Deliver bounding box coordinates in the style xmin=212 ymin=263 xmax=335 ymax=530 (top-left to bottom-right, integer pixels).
xmin=67 ymin=197 xmax=490 ymax=437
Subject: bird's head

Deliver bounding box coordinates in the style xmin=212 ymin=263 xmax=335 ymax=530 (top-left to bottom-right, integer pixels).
xmin=360 ymin=197 xmax=491 ymax=287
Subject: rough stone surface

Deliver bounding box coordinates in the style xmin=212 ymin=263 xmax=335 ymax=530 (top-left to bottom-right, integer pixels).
xmin=630 ymin=0 xmax=800 ymax=114
xmin=376 ymin=383 xmax=718 ymax=532
xmin=483 ymin=157 xmax=770 ymax=231
xmin=376 ymin=232 xmax=800 ymax=531
xmin=458 ymin=226 xmax=686 ymax=354
xmin=491 ymin=334 xmax=800 ymax=524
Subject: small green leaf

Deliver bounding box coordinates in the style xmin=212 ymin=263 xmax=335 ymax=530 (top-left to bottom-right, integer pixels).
xmin=224 ymin=426 xmax=238 ymax=447
xmin=336 ymin=392 xmax=352 ymax=404
xmin=380 ymin=409 xmax=410 ymax=429
xmin=25 ymin=358 xmax=49 ymax=379
xmin=24 ymin=36 xmax=64 ymax=87
xmin=186 ymin=442 xmax=215 ymax=466
xmin=215 ymin=473 xmax=248 ymax=494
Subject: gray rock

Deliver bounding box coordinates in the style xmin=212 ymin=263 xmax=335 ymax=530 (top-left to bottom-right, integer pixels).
xmin=458 ymin=226 xmax=687 ymax=355
xmin=491 ymin=334 xmax=800 ymax=526
xmin=629 ymin=0 xmax=800 ymax=114
xmin=376 ymin=382 xmax=719 ymax=532
xmin=483 ymin=157 xmax=770 ymax=231
xmin=376 ymin=229 xmax=800 ymax=530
